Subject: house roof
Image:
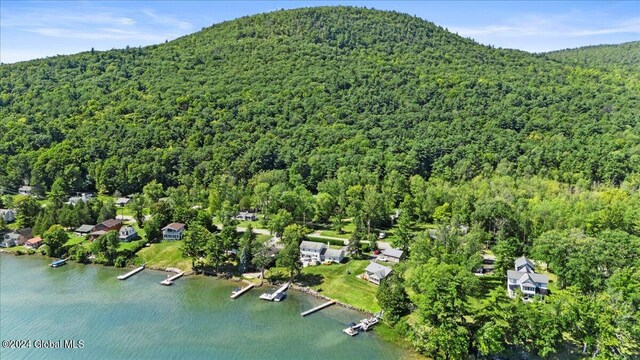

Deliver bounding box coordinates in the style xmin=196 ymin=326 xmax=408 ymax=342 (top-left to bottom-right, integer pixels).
xmin=120 ymin=225 xmax=136 ymax=233
xmin=115 ymin=197 xmax=131 ymax=204
xmin=4 ymin=232 xmax=20 ymax=240
xmin=75 ymin=224 xmax=95 ymax=233
xmin=514 ymin=256 xmax=534 ymax=270
xmin=0 ymin=209 xmax=15 ymax=214
xmin=299 ymin=241 xmax=326 ymax=252
xmin=324 ymin=248 xmax=344 ymax=258
xmin=18 ymin=186 xmax=32 ymax=191
xmin=382 ymin=248 xmax=404 ymax=259
xmin=162 ymin=223 xmax=185 ymax=231
xmin=100 ymin=219 xmax=123 ymax=228
xmin=365 ymin=262 xmax=392 ymax=279
xmin=90 ymin=230 xmax=108 ymax=237
xmin=507 ymin=270 xmax=548 ymax=284
xmin=17 ymin=228 xmax=32 ymax=238
xmin=26 ymin=237 xmax=42 ymax=245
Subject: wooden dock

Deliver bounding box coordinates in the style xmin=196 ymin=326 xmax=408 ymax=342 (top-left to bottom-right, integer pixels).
xmin=259 ymin=282 xmax=290 ymax=301
xmin=117 ymin=264 xmax=145 ymax=280
xmin=301 ymin=300 xmax=335 ymax=316
xmin=160 ymin=272 xmax=184 ymax=286
xmin=231 ymin=283 xmax=255 ymax=299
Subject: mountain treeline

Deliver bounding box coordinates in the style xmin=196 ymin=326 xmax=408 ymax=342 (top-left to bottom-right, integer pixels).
xmin=1 ymin=6 xmax=639 ymax=196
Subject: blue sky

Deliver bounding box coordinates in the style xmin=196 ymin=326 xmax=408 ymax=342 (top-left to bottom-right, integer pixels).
xmin=1 ymin=1 xmax=638 ymax=63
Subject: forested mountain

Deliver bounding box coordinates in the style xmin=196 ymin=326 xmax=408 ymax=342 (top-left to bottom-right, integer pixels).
xmin=1 ymin=6 xmax=639 ymax=195
xmin=546 ymin=41 xmax=640 ymax=72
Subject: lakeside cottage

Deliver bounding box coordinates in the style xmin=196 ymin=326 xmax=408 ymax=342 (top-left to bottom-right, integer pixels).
xmin=118 ymin=226 xmax=138 ymax=242
xmin=93 ymin=219 xmax=123 ymax=233
xmin=75 ymin=224 xmax=95 ymax=237
xmin=299 ymin=241 xmax=345 ymax=264
xmin=507 ymin=256 xmax=549 ymax=299
xmin=379 ymin=248 xmax=405 ymax=263
xmin=1 ymin=232 xmax=20 ymax=248
xmin=0 ymin=209 xmax=16 ymax=223
xmin=24 ymin=236 xmax=43 ymax=249
xmin=363 ymin=261 xmax=392 ymax=285
xmin=162 ymin=223 xmax=185 ymax=240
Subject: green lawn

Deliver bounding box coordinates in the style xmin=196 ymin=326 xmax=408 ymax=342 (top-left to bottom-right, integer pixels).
xmin=64 ymin=234 xmax=86 ymax=248
xmin=136 ymin=241 xmax=192 ymax=272
xmin=118 ymin=239 xmax=145 ymax=252
xmin=296 ymin=260 xmax=381 ymax=313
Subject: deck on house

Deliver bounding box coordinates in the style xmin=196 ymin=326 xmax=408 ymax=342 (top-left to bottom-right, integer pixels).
xmin=160 ymin=272 xmax=184 ymax=286
xmin=117 ymin=264 xmax=145 ymax=280
xmin=230 ymin=283 xmax=255 ymax=299
xmin=301 ymin=300 xmax=336 ymax=316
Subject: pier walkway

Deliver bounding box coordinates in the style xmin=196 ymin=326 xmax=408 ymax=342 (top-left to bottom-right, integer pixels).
xmin=160 ymin=272 xmax=184 ymax=286
xmin=231 ymin=283 xmax=255 ymax=299
xmin=301 ymin=300 xmax=335 ymax=316
xmin=117 ymin=264 xmax=145 ymax=280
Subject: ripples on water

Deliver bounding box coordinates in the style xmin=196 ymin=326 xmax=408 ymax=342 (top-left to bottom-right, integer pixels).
xmin=0 ymin=255 xmax=405 ymax=360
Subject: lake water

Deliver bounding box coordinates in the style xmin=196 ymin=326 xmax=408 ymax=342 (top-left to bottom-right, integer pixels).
xmin=0 ymin=254 xmax=406 ymax=359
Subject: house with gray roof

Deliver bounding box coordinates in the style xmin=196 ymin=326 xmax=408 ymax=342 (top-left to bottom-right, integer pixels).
xmin=300 ymin=241 xmax=326 ymax=263
xmin=323 ymin=248 xmax=345 ymax=264
xmin=18 ymin=186 xmax=32 ymax=196
xmin=115 ymin=197 xmax=131 ymax=207
xmin=1 ymin=232 xmax=20 ymax=248
xmin=507 ymin=257 xmax=549 ymax=299
xmin=0 ymin=209 xmax=16 ymax=223
xmin=514 ymin=256 xmax=535 ymax=273
xmin=363 ymin=261 xmax=393 ymax=285
xmin=380 ymin=248 xmax=405 ymax=263
xmin=75 ymin=224 xmax=95 ymax=237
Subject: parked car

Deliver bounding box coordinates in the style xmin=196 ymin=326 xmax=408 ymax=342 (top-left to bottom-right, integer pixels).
xmin=373 ymin=249 xmax=381 ymax=255
xmin=378 ymin=232 xmax=386 ymax=239
xmin=377 ymin=256 xmax=388 ymax=262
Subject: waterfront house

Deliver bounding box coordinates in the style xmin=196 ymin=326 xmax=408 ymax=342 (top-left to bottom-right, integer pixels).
xmin=24 ymin=236 xmax=43 ymax=249
xmin=74 ymin=224 xmax=95 ymax=237
xmin=1 ymin=232 xmax=20 ymax=247
xmin=18 ymin=186 xmax=32 ymax=196
xmin=300 ymin=241 xmax=327 ymax=263
xmin=0 ymin=209 xmax=16 ymax=223
xmin=118 ymin=226 xmax=138 ymax=242
xmin=162 ymin=223 xmax=185 ymax=240
xmin=323 ymin=248 xmax=345 ymax=264
xmin=380 ymin=248 xmax=405 ymax=263
xmin=507 ymin=257 xmax=549 ymax=299
xmin=363 ymin=262 xmax=392 ymax=285
xmin=115 ymin=197 xmax=131 ymax=207
xmin=236 ymin=211 xmax=257 ymax=221
xmin=93 ymin=219 xmax=123 ymax=233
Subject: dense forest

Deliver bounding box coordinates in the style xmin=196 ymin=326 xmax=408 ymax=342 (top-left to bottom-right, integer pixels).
xmin=546 ymin=41 xmax=640 ymax=72
xmin=1 ymin=7 xmax=639 ymax=196
xmin=1 ymin=6 xmax=638 ymax=359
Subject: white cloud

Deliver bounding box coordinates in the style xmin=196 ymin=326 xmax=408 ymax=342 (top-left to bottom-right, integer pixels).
xmin=451 ymin=13 xmax=640 ymax=39
xmin=142 ymin=9 xmax=192 ymax=30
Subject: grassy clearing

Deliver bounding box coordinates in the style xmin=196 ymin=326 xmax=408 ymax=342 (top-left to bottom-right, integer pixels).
xmin=118 ymin=239 xmax=145 ymax=252
xmin=64 ymin=234 xmax=87 ymax=248
xmin=136 ymin=241 xmax=192 ymax=272
xmin=296 ymin=260 xmax=381 ymax=313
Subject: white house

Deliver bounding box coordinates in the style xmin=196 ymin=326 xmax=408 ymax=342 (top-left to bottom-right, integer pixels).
xmin=380 ymin=248 xmax=405 ymax=263
xmin=300 ymin=241 xmax=327 ymax=263
xmin=18 ymin=186 xmax=32 ymax=196
xmin=363 ymin=262 xmax=393 ymax=285
xmin=0 ymin=209 xmax=16 ymax=223
xmin=118 ymin=226 xmax=138 ymax=242
xmin=323 ymin=248 xmax=345 ymax=264
xmin=507 ymin=257 xmax=549 ymax=299
xmin=162 ymin=223 xmax=185 ymax=241
xmin=1 ymin=233 xmax=20 ymax=248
